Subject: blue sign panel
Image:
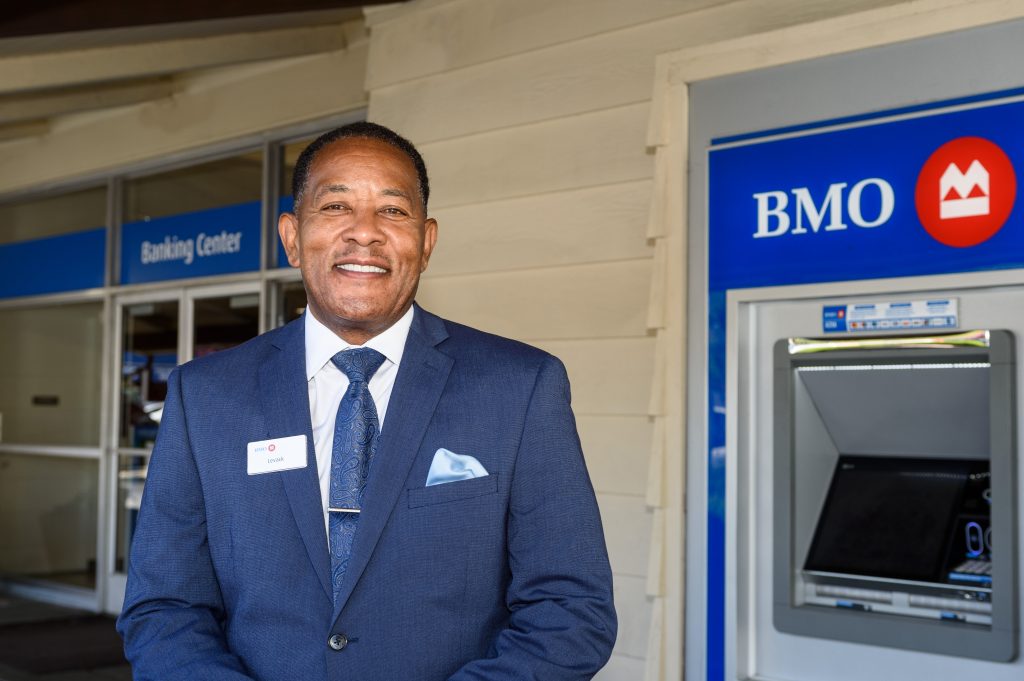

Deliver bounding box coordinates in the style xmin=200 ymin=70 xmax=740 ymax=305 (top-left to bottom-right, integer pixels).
xmin=0 ymin=228 xmax=105 ymax=298
xmin=120 ymin=201 xmax=261 ymax=284
xmin=706 ymin=91 xmax=1024 ymax=681
xmin=710 ymin=100 xmax=1024 ymax=290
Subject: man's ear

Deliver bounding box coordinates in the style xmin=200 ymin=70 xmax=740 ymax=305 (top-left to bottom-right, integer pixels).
xmin=278 ymin=212 xmax=301 ymax=268
xmin=420 ymin=217 xmax=438 ymax=273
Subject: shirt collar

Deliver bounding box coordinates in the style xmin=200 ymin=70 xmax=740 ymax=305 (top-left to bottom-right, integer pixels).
xmin=304 ymin=305 xmax=415 ymax=381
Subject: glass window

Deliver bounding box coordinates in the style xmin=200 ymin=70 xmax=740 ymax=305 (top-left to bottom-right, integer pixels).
xmin=0 ymin=186 xmax=106 ymax=245
xmin=121 ymin=153 xmax=264 ymax=285
xmin=0 ymin=303 xmax=104 ymax=447
xmin=280 ymin=137 xmax=316 ymax=212
xmin=193 ymin=293 xmax=260 ymax=358
xmin=120 ymin=301 xmax=178 ymax=449
xmin=0 ymin=187 xmax=107 ymax=298
xmin=0 ymin=453 xmax=98 ymax=590
xmin=275 ymin=137 xmax=317 ymax=269
xmin=277 ymin=281 xmax=307 ymax=328
xmin=124 ymin=152 xmax=263 ymax=222
xmin=115 ymin=454 xmax=146 ymax=574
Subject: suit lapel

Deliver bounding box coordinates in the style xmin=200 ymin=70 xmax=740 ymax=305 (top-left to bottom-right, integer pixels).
xmin=332 ymin=306 xmax=452 ymax=617
xmin=257 ymin=318 xmax=332 ymax=601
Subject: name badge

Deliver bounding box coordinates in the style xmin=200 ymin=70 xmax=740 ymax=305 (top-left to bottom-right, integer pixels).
xmin=247 ymin=435 xmax=307 ymax=475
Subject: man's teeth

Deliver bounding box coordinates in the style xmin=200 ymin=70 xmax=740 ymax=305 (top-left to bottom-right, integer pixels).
xmin=338 ymin=263 xmax=386 ymax=273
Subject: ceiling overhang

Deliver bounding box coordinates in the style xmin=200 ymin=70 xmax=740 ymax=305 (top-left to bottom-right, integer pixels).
xmin=0 ymin=1 xmax=405 ymax=146
xmin=0 ymin=0 xmax=394 ymax=40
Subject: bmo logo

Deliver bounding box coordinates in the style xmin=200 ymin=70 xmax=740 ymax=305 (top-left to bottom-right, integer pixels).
xmin=752 ymin=177 xmax=895 ymax=238
xmin=915 ymin=136 xmax=1017 ymax=247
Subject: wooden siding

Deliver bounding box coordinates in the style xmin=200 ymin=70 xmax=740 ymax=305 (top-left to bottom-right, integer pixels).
xmin=365 ymin=0 xmax=915 ymax=677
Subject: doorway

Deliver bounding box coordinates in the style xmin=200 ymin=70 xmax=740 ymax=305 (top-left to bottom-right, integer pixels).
xmin=104 ymin=282 xmax=262 ymax=613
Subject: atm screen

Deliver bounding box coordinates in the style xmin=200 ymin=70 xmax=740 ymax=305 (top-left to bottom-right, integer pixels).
xmin=805 ymin=455 xmax=991 ymax=585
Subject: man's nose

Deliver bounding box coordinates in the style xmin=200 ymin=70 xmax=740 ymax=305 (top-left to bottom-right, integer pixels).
xmin=342 ymin=209 xmax=385 ymax=245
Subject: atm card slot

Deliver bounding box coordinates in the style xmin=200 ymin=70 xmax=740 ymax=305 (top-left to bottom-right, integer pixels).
xmin=815 ymin=584 xmax=892 ymax=604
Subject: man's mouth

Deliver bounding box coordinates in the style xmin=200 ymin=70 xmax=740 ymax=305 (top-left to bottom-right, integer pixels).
xmin=336 ymin=263 xmax=387 ymax=274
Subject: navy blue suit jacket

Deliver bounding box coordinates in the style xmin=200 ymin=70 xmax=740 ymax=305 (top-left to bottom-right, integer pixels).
xmin=118 ymin=305 xmax=616 ymax=680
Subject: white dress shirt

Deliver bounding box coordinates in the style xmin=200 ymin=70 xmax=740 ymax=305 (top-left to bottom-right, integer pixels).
xmin=304 ymin=306 xmax=414 ymax=534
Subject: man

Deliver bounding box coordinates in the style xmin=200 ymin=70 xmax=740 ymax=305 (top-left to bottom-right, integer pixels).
xmin=117 ymin=122 xmax=616 ymax=680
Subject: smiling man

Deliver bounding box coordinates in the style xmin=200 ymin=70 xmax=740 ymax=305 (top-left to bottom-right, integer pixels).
xmin=117 ymin=122 xmax=617 ymax=681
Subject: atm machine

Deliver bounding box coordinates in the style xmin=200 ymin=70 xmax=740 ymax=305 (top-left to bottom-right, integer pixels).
xmin=773 ymin=329 xmax=1016 ymax=660
xmin=688 ymin=17 xmax=1024 ymax=681
xmin=726 ymin=288 xmax=1024 ymax=681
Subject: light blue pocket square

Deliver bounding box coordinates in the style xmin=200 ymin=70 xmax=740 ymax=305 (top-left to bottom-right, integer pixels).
xmin=426 ymin=448 xmax=488 ymax=486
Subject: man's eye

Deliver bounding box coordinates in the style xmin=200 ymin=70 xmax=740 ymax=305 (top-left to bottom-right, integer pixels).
xmin=322 ymin=203 xmax=346 ymax=211
xmin=381 ymin=207 xmax=407 ymax=216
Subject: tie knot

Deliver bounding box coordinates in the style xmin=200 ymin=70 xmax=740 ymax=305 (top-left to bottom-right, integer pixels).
xmin=331 ymin=348 xmax=386 ymax=383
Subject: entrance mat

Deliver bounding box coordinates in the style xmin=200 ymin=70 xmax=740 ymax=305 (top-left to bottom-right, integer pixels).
xmin=0 ymin=615 xmax=126 ymax=674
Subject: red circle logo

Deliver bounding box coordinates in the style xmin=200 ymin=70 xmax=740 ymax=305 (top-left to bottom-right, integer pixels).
xmin=268 ymin=443 xmax=276 ymax=452
xmin=915 ymin=136 xmax=1016 ymax=248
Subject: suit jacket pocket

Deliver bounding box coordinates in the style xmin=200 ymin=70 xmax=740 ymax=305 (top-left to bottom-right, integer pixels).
xmin=407 ymin=474 xmax=498 ymax=508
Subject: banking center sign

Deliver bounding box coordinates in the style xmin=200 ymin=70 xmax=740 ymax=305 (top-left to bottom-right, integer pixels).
xmin=120 ymin=201 xmax=261 ymax=284
xmin=704 ymin=91 xmax=1024 ymax=680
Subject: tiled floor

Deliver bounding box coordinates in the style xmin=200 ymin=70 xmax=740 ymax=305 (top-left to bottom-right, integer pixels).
xmin=0 ymin=594 xmax=131 ymax=681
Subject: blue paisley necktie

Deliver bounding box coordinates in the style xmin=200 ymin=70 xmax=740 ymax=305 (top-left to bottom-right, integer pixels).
xmin=328 ymin=348 xmax=386 ymax=603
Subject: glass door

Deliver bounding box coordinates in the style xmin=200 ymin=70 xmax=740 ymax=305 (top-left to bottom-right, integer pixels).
xmin=186 ymin=285 xmax=262 ymax=362
xmin=0 ymin=300 xmax=106 ymax=611
xmin=106 ymin=290 xmax=179 ymax=613
xmin=104 ymin=282 xmax=260 ymax=613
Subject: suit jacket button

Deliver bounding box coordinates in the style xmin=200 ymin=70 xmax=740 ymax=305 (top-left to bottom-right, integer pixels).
xmin=328 ymin=634 xmax=348 ymax=651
